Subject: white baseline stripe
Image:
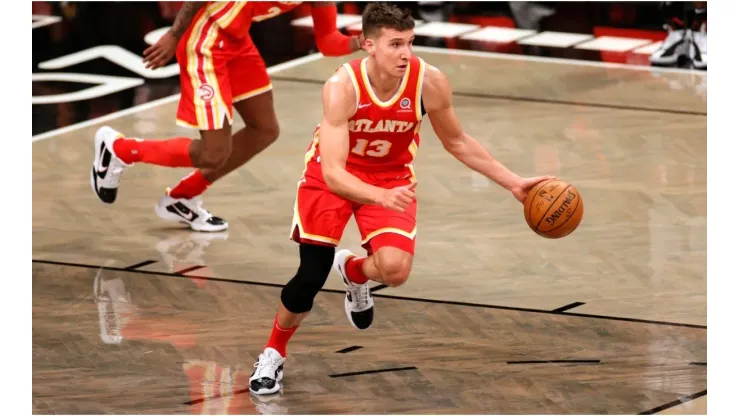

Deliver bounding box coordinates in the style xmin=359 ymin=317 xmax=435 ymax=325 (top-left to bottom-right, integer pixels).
xmin=412 ymin=45 xmax=707 ymax=76
xmin=32 ymin=52 xmax=325 ymax=142
xmin=32 ymin=15 xmax=62 ymax=30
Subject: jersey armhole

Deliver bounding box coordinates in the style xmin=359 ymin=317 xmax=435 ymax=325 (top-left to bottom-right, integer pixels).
xmin=415 ymin=58 xmax=427 ymax=120
xmin=342 ymin=63 xmax=361 ymax=117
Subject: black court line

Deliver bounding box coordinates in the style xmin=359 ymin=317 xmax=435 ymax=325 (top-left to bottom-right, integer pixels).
xmin=637 ymin=390 xmax=707 ymax=415
xmin=270 ymin=76 xmax=707 ymax=117
xmin=690 ymin=362 xmax=707 ymax=366
xmin=175 ymin=265 xmax=205 ymax=275
xmin=123 ymin=259 xmax=157 ymax=271
xmin=552 ymin=301 xmax=585 ymax=313
xmin=370 ymin=284 xmax=388 ymax=293
xmin=507 ymin=359 xmax=600 ymax=364
xmin=336 ymin=345 xmax=364 ymax=354
xmin=370 ymin=291 xmax=706 ymax=329
xmin=31 ymin=259 xmax=707 ymax=330
xmin=329 ymin=366 xmax=417 ymax=378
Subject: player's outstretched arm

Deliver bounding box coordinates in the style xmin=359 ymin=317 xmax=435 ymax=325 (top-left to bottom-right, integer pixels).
xmin=310 ymin=2 xmax=363 ymax=55
xmin=423 ymin=64 xmax=553 ymax=202
xmin=319 ymin=71 xmax=415 ymax=213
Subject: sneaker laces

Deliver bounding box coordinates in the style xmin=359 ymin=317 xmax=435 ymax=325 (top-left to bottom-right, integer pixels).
xmin=173 ymin=195 xmax=214 ymax=220
xmin=252 ymin=352 xmax=283 ymax=380
xmin=348 ymin=281 xmax=370 ymax=309
xmin=192 ymin=197 xmax=218 ymax=219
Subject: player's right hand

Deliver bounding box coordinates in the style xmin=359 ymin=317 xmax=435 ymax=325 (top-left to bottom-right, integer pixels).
xmin=379 ymin=182 xmax=417 ymax=213
xmin=143 ymin=30 xmax=178 ymax=70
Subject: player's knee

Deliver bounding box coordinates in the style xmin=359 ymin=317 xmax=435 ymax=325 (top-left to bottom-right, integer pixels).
xmin=244 ymin=117 xmax=280 ymax=145
xmin=197 ymin=145 xmax=231 ymax=169
xmin=280 ymin=243 xmax=334 ymax=314
xmin=257 ymin=121 xmax=280 ymax=146
xmin=380 ymin=264 xmax=411 ymax=287
xmin=262 ymin=122 xmax=280 ymax=144
xmin=375 ymin=250 xmax=413 ymax=287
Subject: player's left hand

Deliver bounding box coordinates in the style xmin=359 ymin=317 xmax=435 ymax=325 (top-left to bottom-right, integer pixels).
xmin=510 ymin=176 xmax=556 ymax=203
xmin=143 ymin=30 xmax=178 ymax=69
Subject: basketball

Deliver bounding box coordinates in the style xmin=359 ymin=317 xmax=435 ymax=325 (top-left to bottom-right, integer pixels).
xmin=523 ymin=179 xmax=583 ymax=238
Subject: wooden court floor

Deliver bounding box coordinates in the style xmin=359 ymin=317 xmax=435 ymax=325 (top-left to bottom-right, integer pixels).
xmin=32 ymin=50 xmax=707 ymax=414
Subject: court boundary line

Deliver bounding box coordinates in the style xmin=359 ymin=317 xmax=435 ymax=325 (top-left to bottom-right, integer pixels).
xmin=412 ymin=45 xmax=707 ymax=76
xmin=123 ymin=259 xmax=157 ymax=271
xmin=552 ymin=301 xmax=586 ymax=313
xmin=31 ymin=259 xmax=708 ymax=330
xmin=270 ymin=75 xmax=706 ymax=116
xmin=31 ymin=52 xmax=325 ymax=143
xmin=637 ymin=390 xmax=707 ymax=415
xmin=329 ymin=366 xmax=418 ymax=378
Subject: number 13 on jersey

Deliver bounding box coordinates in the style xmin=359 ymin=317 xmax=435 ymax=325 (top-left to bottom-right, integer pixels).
xmin=351 ymin=139 xmax=392 ymax=158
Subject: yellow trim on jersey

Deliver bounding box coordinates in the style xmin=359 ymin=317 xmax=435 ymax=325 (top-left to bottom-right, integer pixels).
xmin=175 ymin=118 xmax=201 ymax=130
xmin=289 ymin=128 xmax=339 ymax=245
xmin=185 ymin=9 xmax=213 ymax=128
xmin=342 ymin=63 xmax=361 ymax=112
xmin=201 ymin=24 xmax=224 ymax=127
xmin=233 ymin=83 xmax=273 ymax=102
xmin=407 ymin=164 xmax=417 ymax=183
xmin=360 ymin=57 xmax=410 ymax=107
xmin=302 ymin=128 xmax=320 ymax=172
xmin=186 ymin=2 xmax=234 ymax=130
xmin=214 ymin=1 xmax=247 ymax=29
xmin=415 ymin=58 xmax=426 ymax=121
xmin=407 ymin=140 xmax=418 ymax=158
xmin=291 ymin=203 xmax=341 ymax=245
xmin=361 ymin=226 xmax=418 ymax=245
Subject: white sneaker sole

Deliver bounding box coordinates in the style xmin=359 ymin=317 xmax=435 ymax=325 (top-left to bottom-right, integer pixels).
xmin=249 ymin=370 xmax=284 ymax=396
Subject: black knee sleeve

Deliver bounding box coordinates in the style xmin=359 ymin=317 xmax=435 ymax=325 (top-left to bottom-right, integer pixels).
xmin=280 ymin=243 xmax=335 ymax=314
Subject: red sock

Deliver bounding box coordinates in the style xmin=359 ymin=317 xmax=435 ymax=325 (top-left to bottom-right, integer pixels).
xmin=265 ymin=315 xmax=298 ymax=357
xmin=345 ymin=256 xmax=368 ymax=284
xmin=169 ymin=170 xmax=211 ymax=199
xmin=113 ymin=137 xmax=193 ymax=167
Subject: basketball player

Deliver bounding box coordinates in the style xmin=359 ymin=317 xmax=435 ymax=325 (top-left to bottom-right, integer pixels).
xmin=90 ymin=1 xmax=363 ymax=231
xmin=248 ymin=3 xmax=554 ymax=395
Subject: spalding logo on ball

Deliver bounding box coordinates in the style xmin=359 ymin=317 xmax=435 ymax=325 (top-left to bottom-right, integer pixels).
xmin=523 ymin=179 xmax=583 ymax=238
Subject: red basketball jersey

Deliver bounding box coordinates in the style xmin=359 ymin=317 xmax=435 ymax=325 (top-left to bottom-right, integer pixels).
xmin=205 ymin=1 xmax=302 ymax=39
xmin=248 ymin=1 xmax=302 ymax=23
xmin=305 ymin=56 xmax=427 ymax=183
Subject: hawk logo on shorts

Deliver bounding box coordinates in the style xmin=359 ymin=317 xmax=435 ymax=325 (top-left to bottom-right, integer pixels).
xmin=198 ymin=84 xmax=215 ymax=102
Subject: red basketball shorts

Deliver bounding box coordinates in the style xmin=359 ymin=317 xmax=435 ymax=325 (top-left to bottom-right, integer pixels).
xmin=175 ymin=11 xmax=271 ymax=131
xmin=290 ymin=163 xmax=418 ymax=255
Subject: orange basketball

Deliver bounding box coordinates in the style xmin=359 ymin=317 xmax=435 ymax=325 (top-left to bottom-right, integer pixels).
xmin=523 ymin=179 xmax=583 ymax=238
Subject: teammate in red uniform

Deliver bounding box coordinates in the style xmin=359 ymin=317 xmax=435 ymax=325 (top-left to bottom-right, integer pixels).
xmin=248 ymin=3 xmax=553 ymax=395
xmin=90 ymin=1 xmax=363 ymax=231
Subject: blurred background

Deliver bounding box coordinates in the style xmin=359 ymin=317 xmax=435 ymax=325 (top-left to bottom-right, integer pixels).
xmin=32 ymin=1 xmax=707 ymax=137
